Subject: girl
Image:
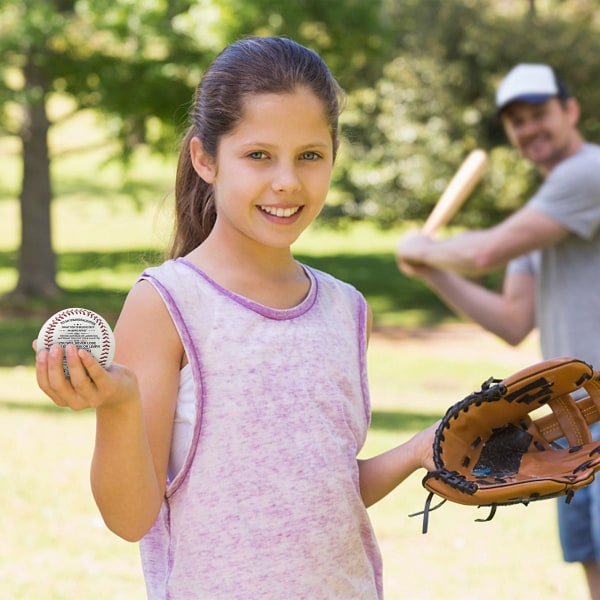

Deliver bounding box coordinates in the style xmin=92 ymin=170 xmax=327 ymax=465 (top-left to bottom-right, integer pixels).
xmin=36 ymin=36 xmax=435 ymax=599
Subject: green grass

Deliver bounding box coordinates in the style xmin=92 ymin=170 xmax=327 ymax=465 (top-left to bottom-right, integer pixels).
xmin=0 ymin=136 xmax=588 ymax=598
xmin=1 ymin=326 xmax=586 ymax=599
xmin=0 ymin=404 xmax=144 ymax=599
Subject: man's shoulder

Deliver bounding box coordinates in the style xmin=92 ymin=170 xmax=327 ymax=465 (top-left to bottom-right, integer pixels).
xmin=551 ymin=144 xmax=600 ymax=182
xmin=567 ymin=143 xmax=600 ymax=165
xmin=577 ymin=142 xmax=600 ymax=159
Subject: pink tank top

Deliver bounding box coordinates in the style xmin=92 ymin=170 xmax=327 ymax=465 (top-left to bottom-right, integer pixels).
xmin=138 ymin=258 xmax=383 ymax=599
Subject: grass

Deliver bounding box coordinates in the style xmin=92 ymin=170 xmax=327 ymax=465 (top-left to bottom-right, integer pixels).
xmin=0 ymin=404 xmax=144 ymax=599
xmin=363 ymin=329 xmax=588 ymax=599
xmin=0 ymin=326 xmax=587 ymax=599
xmin=0 ymin=135 xmax=589 ymax=598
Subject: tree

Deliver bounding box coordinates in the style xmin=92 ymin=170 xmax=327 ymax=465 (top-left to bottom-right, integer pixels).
xmin=1 ymin=0 xmax=236 ymax=298
xmin=1 ymin=1 xmax=65 ymax=297
xmin=4 ymin=0 xmax=600 ymax=299
xmin=331 ymin=0 xmax=600 ymax=229
xmin=0 ymin=0 xmax=391 ymax=299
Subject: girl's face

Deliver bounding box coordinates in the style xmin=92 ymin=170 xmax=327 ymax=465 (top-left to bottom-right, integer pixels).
xmin=191 ymin=87 xmax=335 ymax=250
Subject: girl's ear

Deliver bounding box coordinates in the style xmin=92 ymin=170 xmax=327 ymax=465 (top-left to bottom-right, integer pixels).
xmin=190 ymin=137 xmax=217 ymax=184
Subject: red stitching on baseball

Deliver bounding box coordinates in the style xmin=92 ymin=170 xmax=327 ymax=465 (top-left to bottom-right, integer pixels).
xmin=41 ymin=308 xmax=114 ymax=367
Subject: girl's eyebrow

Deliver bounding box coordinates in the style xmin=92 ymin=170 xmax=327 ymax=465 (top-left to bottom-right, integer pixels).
xmin=239 ymin=140 xmax=332 ymax=150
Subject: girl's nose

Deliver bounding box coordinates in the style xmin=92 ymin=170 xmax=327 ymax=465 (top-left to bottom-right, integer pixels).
xmin=272 ymin=163 xmax=301 ymax=193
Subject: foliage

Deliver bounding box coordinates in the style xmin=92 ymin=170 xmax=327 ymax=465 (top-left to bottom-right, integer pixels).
xmin=3 ymin=0 xmax=600 ymax=295
xmin=332 ymin=0 xmax=600 ymax=228
xmin=0 ymin=0 xmax=391 ymax=159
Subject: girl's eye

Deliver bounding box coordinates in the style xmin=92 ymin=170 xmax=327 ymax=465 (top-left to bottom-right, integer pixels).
xmin=300 ymin=151 xmax=320 ymax=161
xmin=248 ymin=151 xmax=267 ymax=160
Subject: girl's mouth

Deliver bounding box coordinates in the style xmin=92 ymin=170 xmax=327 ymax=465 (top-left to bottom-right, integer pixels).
xmin=259 ymin=205 xmax=301 ymax=218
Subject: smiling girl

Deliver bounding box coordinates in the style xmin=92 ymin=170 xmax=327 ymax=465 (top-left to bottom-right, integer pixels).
xmin=35 ymin=36 xmax=435 ymax=599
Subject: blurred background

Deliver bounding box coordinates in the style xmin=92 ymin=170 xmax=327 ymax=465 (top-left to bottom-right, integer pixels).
xmin=1 ymin=1 xmax=597 ymax=598
xmin=4 ymin=0 xmax=600 ymax=303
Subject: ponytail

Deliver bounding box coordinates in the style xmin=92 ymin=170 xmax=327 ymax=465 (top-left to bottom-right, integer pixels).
xmin=167 ymin=127 xmax=216 ymax=258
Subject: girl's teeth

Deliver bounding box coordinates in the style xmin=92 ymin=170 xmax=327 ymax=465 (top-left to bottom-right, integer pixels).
xmin=261 ymin=206 xmax=299 ymax=217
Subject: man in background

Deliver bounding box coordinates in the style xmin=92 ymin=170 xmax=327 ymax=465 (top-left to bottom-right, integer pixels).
xmin=396 ymin=63 xmax=600 ymax=599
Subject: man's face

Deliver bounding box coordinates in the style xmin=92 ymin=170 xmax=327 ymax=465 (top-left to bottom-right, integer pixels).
xmin=501 ymin=98 xmax=580 ymax=173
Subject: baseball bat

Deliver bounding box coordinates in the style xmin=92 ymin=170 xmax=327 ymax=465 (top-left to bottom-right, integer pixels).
xmin=422 ymin=149 xmax=488 ymax=235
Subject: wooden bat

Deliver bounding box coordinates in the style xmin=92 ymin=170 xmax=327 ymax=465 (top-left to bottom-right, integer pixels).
xmin=422 ymin=149 xmax=488 ymax=235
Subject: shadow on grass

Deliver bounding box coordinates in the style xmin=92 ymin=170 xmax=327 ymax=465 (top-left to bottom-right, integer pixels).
xmin=296 ymin=252 xmax=448 ymax=314
xmin=1 ymin=248 xmax=457 ymax=367
xmin=0 ymin=249 xmax=163 ymax=368
xmin=1 ymin=248 xmax=449 ymax=313
xmin=0 ymin=248 xmax=162 ymax=276
xmin=57 ymin=248 xmax=163 ymax=273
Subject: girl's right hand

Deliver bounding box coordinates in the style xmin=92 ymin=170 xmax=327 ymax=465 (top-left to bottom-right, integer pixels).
xmin=34 ymin=342 xmax=139 ymax=411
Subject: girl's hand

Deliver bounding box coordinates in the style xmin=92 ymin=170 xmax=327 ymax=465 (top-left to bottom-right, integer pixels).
xmin=357 ymin=419 xmax=439 ymax=507
xmin=34 ymin=342 xmax=139 ymax=411
xmin=411 ymin=420 xmax=438 ymax=472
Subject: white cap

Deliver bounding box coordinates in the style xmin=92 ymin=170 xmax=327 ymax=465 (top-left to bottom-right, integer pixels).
xmin=495 ymin=64 xmax=569 ymax=112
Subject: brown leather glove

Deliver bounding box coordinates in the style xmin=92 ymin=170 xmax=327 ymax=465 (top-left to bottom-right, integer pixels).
xmin=415 ymin=357 xmax=600 ymax=533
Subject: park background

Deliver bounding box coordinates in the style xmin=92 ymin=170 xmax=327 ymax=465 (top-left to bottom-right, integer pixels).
xmin=1 ymin=1 xmax=598 ymax=598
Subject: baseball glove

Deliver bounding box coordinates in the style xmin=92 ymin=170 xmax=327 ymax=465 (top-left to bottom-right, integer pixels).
xmin=415 ymin=357 xmax=600 ymax=533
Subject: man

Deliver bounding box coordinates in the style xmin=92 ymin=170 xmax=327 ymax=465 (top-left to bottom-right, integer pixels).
xmin=396 ymin=63 xmax=600 ymax=599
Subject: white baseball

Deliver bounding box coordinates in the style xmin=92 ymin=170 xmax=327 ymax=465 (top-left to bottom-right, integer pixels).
xmin=37 ymin=307 xmax=116 ymax=377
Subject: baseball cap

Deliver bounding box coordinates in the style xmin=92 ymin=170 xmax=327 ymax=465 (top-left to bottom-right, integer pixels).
xmin=495 ymin=64 xmax=570 ymax=113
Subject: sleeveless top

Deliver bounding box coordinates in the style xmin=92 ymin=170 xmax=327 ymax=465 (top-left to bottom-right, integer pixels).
xmin=138 ymin=258 xmax=383 ymax=599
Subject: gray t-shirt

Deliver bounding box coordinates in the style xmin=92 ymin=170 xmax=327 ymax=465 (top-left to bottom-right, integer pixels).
xmin=507 ymin=143 xmax=600 ymax=367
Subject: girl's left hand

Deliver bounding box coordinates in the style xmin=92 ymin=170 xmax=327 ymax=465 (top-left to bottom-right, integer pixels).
xmin=412 ymin=420 xmax=438 ymax=472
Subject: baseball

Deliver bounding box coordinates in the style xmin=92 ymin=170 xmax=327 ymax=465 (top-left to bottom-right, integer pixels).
xmin=37 ymin=307 xmax=116 ymax=377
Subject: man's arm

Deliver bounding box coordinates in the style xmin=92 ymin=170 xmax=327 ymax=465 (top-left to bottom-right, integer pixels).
xmin=396 ymin=206 xmax=569 ymax=275
xmin=408 ymin=266 xmax=536 ymax=345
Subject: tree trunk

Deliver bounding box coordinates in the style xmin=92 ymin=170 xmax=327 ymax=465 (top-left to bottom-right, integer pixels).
xmin=12 ymin=51 xmax=61 ymax=299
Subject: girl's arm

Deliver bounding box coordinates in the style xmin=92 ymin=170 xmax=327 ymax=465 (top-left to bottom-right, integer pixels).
xmin=358 ymin=423 xmax=437 ymax=507
xmin=36 ymin=281 xmax=183 ymax=541
xmin=360 ymin=303 xmax=436 ymax=507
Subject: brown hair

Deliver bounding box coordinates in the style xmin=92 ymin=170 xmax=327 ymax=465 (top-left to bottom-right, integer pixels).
xmin=168 ymin=36 xmax=345 ymax=258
